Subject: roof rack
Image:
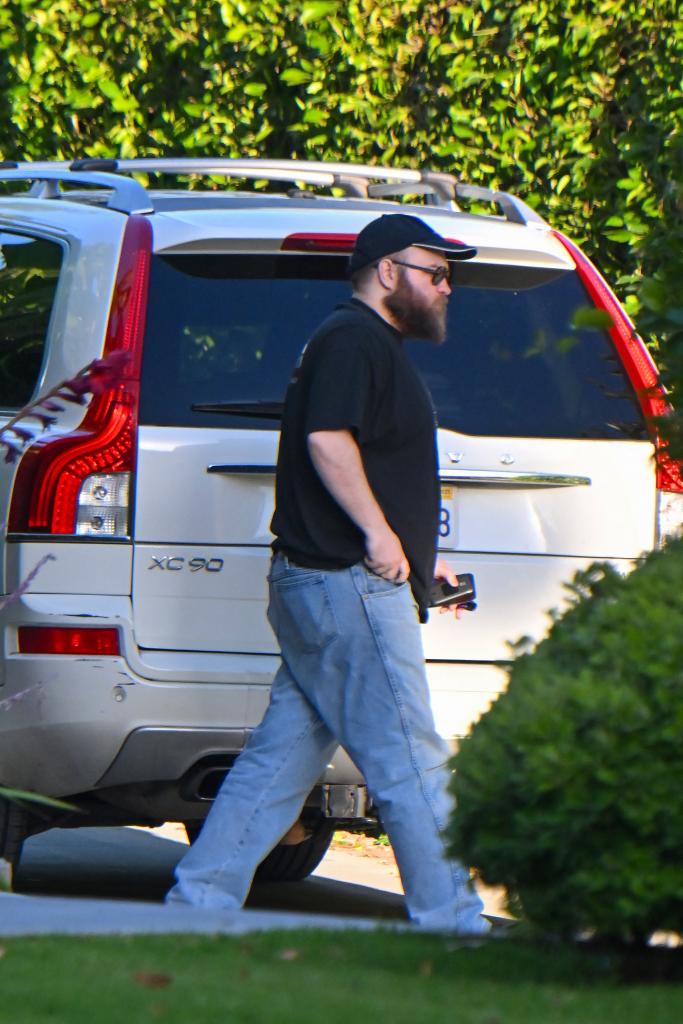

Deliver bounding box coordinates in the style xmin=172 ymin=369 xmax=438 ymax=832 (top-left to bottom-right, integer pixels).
xmin=454 ymin=183 xmax=546 ymax=226
xmin=0 ymin=167 xmax=153 ymax=215
xmin=1 ymin=158 xmax=548 ymax=226
xmin=83 ymin=157 xmax=458 ymax=203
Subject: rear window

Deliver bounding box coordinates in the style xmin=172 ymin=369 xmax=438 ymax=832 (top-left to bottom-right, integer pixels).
xmin=139 ymin=253 xmax=647 ymax=440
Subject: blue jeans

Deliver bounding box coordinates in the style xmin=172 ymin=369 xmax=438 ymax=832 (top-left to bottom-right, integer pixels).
xmin=167 ymin=555 xmax=488 ymax=934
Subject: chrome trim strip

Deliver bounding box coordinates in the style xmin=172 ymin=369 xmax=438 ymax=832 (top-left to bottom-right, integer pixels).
xmin=207 ymin=465 xmax=590 ymax=486
xmin=207 ymin=464 xmax=276 ymax=475
xmin=440 ymin=468 xmax=591 ymax=488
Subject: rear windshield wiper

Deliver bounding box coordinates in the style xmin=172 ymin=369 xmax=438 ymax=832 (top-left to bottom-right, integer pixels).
xmin=192 ymin=400 xmax=283 ymax=420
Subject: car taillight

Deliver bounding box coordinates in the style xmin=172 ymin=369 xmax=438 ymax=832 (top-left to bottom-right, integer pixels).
xmin=18 ymin=626 xmax=120 ymax=656
xmin=76 ymin=471 xmax=131 ymax=537
xmin=552 ymin=230 xmax=683 ymax=543
xmin=281 ymin=232 xmax=357 ymax=253
xmin=280 ymin=232 xmax=470 ymax=254
xmin=8 ymin=216 xmax=152 ymax=537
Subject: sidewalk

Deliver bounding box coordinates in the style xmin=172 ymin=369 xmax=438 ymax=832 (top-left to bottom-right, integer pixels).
xmin=0 ymin=825 xmax=405 ymax=938
xmin=0 ymin=891 xmax=385 ymax=937
xmin=0 ymin=824 xmax=506 ymax=938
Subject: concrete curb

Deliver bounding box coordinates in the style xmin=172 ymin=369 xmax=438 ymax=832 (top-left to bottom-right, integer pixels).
xmin=0 ymin=892 xmax=388 ymax=937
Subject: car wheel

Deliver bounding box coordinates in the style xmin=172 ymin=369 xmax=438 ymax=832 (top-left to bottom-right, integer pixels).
xmin=184 ymin=817 xmax=335 ymax=883
xmin=254 ymin=819 xmax=334 ymax=883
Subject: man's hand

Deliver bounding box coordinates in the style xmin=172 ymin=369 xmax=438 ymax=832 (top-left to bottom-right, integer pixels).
xmin=365 ymin=524 xmax=410 ymax=582
xmin=434 ymin=557 xmax=469 ymax=618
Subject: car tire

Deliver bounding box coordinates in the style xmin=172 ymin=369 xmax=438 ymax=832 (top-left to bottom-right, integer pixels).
xmin=184 ymin=817 xmax=334 ymax=883
xmin=254 ymin=819 xmax=334 ymax=883
xmin=0 ymin=794 xmax=28 ymax=868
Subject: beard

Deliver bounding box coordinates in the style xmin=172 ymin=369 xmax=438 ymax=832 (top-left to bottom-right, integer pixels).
xmin=383 ymin=270 xmax=448 ymax=344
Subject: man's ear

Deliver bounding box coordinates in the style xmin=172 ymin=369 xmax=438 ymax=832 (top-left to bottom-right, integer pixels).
xmin=376 ymin=256 xmax=395 ymax=291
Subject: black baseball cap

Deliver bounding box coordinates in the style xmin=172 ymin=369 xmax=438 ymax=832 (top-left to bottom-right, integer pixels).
xmin=348 ymin=213 xmax=477 ymax=275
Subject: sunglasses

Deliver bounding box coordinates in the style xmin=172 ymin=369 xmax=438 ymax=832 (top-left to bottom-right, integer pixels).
xmin=386 ymin=259 xmax=452 ymax=286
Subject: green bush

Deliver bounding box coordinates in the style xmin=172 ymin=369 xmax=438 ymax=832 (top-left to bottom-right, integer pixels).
xmin=447 ymin=535 xmax=683 ymax=943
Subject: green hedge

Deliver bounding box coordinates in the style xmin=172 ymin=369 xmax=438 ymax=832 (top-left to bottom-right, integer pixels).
xmin=1 ymin=0 xmax=680 ymax=319
xmin=447 ymin=536 xmax=683 ymax=943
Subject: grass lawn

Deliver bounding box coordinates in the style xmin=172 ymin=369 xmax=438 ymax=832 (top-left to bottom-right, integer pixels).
xmin=0 ymin=930 xmax=681 ymax=1024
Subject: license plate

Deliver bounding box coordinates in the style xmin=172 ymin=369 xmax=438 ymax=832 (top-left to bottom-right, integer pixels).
xmin=440 ymin=485 xmax=456 ymax=542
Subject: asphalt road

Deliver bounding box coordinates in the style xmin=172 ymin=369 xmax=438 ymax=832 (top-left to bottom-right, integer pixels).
xmin=12 ymin=825 xmax=409 ymax=924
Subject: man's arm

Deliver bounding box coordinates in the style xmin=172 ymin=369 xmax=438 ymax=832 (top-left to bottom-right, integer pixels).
xmin=307 ymin=429 xmax=410 ymax=581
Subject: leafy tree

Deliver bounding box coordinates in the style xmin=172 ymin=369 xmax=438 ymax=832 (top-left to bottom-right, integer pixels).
xmin=0 ymin=0 xmax=679 ymax=324
xmin=636 ymin=175 xmax=683 ymax=460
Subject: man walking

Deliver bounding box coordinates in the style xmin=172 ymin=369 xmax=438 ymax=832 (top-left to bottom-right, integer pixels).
xmin=167 ymin=214 xmax=489 ymax=935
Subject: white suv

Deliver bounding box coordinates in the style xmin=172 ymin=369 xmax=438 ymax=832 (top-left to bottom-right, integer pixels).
xmin=1 ymin=158 xmax=681 ymax=881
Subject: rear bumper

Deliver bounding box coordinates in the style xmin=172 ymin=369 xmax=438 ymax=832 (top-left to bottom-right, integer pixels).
xmin=97 ymin=725 xmax=364 ymax=793
xmin=0 ymin=654 xmax=364 ymax=797
xmin=0 ymin=593 xmax=508 ymax=804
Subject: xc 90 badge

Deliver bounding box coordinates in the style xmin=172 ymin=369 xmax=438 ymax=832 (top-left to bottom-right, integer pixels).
xmin=148 ymin=556 xmax=224 ymax=572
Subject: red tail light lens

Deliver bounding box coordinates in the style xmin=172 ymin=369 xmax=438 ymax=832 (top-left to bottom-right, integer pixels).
xmin=281 ymin=233 xmax=357 ymax=253
xmin=281 ymin=232 xmax=470 ymax=254
xmin=8 ymin=386 xmax=138 ymax=534
xmin=8 ymin=216 xmax=152 ymax=535
xmin=18 ymin=626 xmax=120 ymax=656
xmin=552 ymin=230 xmax=682 ymax=495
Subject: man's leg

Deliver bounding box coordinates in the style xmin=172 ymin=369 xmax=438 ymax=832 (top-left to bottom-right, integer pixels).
xmin=287 ymin=563 xmax=488 ymax=935
xmin=167 ymin=657 xmax=337 ymax=909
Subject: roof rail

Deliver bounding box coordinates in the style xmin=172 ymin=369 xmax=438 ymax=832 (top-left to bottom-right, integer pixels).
xmin=108 ymin=157 xmax=438 ymax=202
xmin=2 ymin=159 xmax=549 ymax=226
xmin=0 ymin=168 xmax=154 ymax=215
xmin=454 ymin=183 xmax=546 ymax=226
xmin=109 ymin=160 xmax=546 ymax=222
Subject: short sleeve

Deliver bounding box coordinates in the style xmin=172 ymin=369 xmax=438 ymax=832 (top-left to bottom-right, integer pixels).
xmin=304 ymin=327 xmax=380 ymax=443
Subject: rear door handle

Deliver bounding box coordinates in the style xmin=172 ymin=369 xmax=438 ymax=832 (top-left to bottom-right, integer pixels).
xmin=440 ymin=468 xmax=591 ymax=488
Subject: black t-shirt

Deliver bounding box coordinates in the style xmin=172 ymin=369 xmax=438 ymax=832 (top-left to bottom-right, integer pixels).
xmin=271 ymin=298 xmax=440 ymax=617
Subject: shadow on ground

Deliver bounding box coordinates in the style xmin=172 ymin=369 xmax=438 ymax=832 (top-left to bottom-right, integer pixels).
xmin=14 ymin=827 xmax=408 ymax=922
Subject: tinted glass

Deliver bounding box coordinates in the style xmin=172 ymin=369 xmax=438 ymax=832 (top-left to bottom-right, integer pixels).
xmin=0 ymin=233 xmax=63 ymax=409
xmin=140 ymin=254 xmax=646 ymax=439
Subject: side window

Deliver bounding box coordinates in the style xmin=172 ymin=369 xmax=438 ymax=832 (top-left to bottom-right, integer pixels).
xmin=0 ymin=232 xmax=63 ymax=409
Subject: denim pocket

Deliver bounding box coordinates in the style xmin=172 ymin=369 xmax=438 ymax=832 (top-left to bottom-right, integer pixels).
xmin=270 ymin=572 xmax=338 ymax=653
xmin=268 ymin=563 xmax=322 ymax=586
xmin=362 ymin=565 xmax=409 ymax=599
